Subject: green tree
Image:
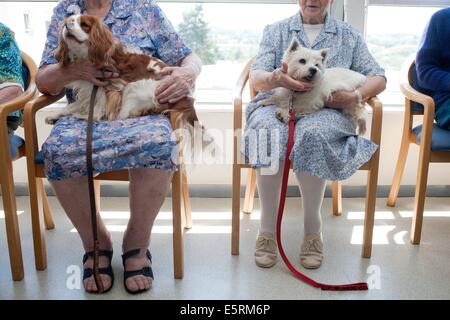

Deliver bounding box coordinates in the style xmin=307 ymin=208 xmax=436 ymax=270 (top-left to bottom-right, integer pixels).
xmin=177 ymin=4 xmax=219 ymax=65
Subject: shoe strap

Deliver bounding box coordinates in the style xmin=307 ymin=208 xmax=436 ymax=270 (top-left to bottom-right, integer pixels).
xmin=121 ymin=248 xmax=152 ymax=266
xmin=83 ymin=250 xmax=113 ymax=264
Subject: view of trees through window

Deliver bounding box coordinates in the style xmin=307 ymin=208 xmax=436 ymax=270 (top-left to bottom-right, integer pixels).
xmin=0 ymin=1 xmax=445 ymax=105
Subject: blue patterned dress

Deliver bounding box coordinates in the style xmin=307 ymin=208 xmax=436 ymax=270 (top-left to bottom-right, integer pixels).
xmin=242 ymin=12 xmax=385 ymax=180
xmin=40 ymin=0 xmax=192 ymax=180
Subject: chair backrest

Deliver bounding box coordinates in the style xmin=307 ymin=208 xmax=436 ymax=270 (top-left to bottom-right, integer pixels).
xmin=407 ymin=59 xmax=435 ymax=112
xmin=20 ymin=51 xmax=37 ymax=93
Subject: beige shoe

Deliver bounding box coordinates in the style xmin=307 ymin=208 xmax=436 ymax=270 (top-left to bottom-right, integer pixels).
xmin=300 ymin=233 xmax=324 ymax=269
xmin=254 ymin=231 xmax=277 ymax=268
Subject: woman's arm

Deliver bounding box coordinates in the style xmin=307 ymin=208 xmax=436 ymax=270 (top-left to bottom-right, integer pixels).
xmin=155 ymin=52 xmax=202 ymax=104
xmin=0 ymin=86 xmax=23 ymax=104
xmin=36 ymin=61 xmax=119 ymax=96
xmin=250 ymin=62 xmax=314 ymax=93
xmin=326 ymin=75 xmax=386 ymax=109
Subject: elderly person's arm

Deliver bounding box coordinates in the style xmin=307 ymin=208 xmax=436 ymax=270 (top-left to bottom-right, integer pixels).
xmin=327 ymin=31 xmax=386 ymax=109
xmin=155 ymin=52 xmax=202 ymax=104
xmin=36 ymin=61 xmax=118 ymax=96
xmin=0 ymin=86 xmax=23 ymax=103
xmin=416 ymin=10 xmax=450 ymax=91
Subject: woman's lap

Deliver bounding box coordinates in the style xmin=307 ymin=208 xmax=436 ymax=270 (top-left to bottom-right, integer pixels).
xmin=42 ymin=115 xmax=177 ymax=180
xmin=242 ymin=103 xmax=378 ymax=180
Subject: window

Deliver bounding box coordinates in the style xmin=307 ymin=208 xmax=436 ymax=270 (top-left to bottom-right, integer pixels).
xmin=365 ymin=1 xmax=446 ymax=105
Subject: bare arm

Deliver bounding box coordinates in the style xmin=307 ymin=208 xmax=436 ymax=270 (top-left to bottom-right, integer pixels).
xmin=36 ymin=61 xmax=119 ymax=96
xmin=249 ymin=62 xmax=313 ymax=93
xmin=155 ymin=52 xmax=203 ymax=104
xmin=0 ymin=86 xmax=23 ymax=104
xmin=326 ymin=75 xmax=386 ymax=109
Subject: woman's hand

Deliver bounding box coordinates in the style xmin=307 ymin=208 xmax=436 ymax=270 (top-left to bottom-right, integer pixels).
xmin=71 ymin=60 xmax=119 ymax=87
xmin=326 ymin=90 xmax=359 ymax=109
xmin=272 ymin=62 xmax=313 ymax=92
xmin=155 ymin=66 xmax=196 ymax=104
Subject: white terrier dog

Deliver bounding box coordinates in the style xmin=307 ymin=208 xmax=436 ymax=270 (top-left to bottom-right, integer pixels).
xmin=259 ymin=38 xmax=367 ymax=134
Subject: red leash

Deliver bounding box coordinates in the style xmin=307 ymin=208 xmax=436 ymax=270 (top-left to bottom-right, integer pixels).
xmin=275 ymin=109 xmax=368 ymax=291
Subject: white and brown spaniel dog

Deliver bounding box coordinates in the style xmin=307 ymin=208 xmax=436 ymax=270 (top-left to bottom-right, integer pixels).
xmin=45 ymin=14 xmax=198 ymax=127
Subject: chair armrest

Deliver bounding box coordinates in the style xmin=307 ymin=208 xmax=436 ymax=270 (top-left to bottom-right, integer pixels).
xmin=366 ymin=96 xmax=383 ymax=145
xmin=0 ymin=83 xmax=37 ymax=121
xmin=23 ymin=92 xmax=65 ymax=162
xmin=400 ymin=82 xmax=435 ymax=117
xmin=233 ymin=59 xmax=254 ymax=129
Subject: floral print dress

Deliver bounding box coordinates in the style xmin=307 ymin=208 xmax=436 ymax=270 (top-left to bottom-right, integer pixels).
xmin=40 ymin=0 xmax=192 ymax=180
xmin=242 ymin=12 xmax=385 ymax=180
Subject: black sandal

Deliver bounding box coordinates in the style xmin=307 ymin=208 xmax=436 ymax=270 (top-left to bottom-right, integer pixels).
xmin=82 ymin=250 xmax=114 ymax=294
xmin=122 ymin=248 xmax=154 ymax=294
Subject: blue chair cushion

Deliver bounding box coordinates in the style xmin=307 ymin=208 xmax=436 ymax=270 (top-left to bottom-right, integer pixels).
xmin=35 ymin=150 xmax=44 ymax=164
xmin=413 ymin=124 xmax=450 ymax=151
xmin=9 ymin=133 xmax=24 ymax=159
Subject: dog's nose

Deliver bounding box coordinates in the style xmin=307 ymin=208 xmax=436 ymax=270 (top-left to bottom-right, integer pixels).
xmin=309 ymin=68 xmax=317 ymax=75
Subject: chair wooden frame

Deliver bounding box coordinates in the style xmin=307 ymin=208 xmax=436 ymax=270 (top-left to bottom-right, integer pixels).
xmin=231 ymin=58 xmax=383 ymax=258
xmin=387 ymin=57 xmax=450 ymax=244
xmin=0 ymin=52 xmax=38 ymax=280
xmin=23 ymin=93 xmax=192 ymax=279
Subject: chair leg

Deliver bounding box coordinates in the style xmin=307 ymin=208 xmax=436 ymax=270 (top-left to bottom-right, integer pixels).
xmin=387 ymin=137 xmax=410 ymax=207
xmin=181 ymin=169 xmax=192 ymax=229
xmin=39 ymin=179 xmax=54 ymax=230
xmin=411 ymin=149 xmax=431 ymax=245
xmin=172 ymin=170 xmax=184 ymax=279
xmin=231 ymin=165 xmax=241 ymax=255
xmin=331 ymin=181 xmax=342 ymax=216
xmin=0 ymin=161 xmax=24 ymax=281
xmin=362 ymin=168 xmax=378 ymax=258
xmin=29 ymin=177 xmax=47 ymax=270
xmin=243 ymin=168 xmax=256 ymax=214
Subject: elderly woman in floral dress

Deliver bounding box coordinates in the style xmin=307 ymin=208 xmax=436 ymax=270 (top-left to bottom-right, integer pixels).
xmin=36 ymin=0 xmax=202 ymax=294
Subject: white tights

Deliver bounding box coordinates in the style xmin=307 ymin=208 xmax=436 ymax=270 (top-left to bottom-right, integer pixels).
xmin=256 ymin=162 xmax=326 ymax=236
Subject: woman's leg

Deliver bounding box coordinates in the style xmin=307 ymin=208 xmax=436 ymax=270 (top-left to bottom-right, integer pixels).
xmin=295 ymin=171 xmax=326 ymax=269
xmin=256 ymin=164 xmax=284 ymax=234
xmin=254 ymin=163 xmax=284 ymax=268
xmin=50 ymin=176 xmax=113 ymax=292
xmin=295 ymin=172 xmax=326 ymax=236
xmin=122 ymin=168 xmax=172 ymax=292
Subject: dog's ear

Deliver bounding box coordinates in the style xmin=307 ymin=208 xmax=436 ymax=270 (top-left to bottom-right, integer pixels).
xmin=55 ymin=32 xmax=70 ymax=67
xmin=288 ymin=38 xmax=300 ymax=52
xmin=320 ymin=48 xmax=330 ymax=63
xmin=88 ymin=17 xmax=115 ymax=68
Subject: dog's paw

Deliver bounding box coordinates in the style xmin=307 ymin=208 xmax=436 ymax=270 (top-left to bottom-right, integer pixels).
xmin=147 ymin=60 xmax=161 ymax=75
xmin=357 ymin=119 xmax=367 ymax=135
xmin=259 ymin=98 xmax=271 ymax=106
xmin=275 ymin=108 xmax=290 ymax=123
xmin=45 ymin=115 xmax=58 ymax=125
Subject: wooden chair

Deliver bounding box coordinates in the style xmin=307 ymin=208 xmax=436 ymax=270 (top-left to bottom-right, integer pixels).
xmin=23 ymin=92 xmax=192 ymax=279
xmin=0 ymin=52 xmax=39 ymax=280
xmin=232 ymin=58 xmax=383 ymax=258
xmin=387 ymin=57 xmax=450 ymax=244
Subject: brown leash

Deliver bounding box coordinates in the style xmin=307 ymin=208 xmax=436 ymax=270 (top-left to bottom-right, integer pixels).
xmin=87 ymin=85 xmax=104 ymax=293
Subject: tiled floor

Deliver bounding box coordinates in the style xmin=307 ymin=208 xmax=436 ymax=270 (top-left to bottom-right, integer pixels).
xmin=1 ymin=196 xmax=450 ymax=299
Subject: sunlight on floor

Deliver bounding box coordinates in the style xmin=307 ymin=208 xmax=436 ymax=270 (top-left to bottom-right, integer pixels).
xmin=350 ymin=225 xmax=408 ymax=245
xmin=0 ymin=210 xmax=24 ymax=219
xmin=399 ymin=211 xmax=450 ymax=218
xmin=347 ymin=211 xmax=395 ymax=220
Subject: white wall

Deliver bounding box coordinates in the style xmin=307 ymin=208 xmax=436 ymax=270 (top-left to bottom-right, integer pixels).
xmin=11 ymin=104 xmax=450 ymax=188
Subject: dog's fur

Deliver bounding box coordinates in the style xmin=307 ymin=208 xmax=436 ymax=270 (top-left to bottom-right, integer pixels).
xmin=45 ymin=14 xmax=199 ymax=127
xmin=259 ymin=38 xmax=367 ymax=134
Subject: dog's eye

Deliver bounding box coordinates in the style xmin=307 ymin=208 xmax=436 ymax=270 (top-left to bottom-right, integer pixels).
xmin=315 ymin=64 xmax=319 ymax=67
xmin=80 ymin=22 xmax=89 ymax=30
xmin=299 ymin=59 xmax=306 ymax=64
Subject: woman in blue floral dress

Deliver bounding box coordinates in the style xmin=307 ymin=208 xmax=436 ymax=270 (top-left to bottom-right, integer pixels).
xmin=36 ymin=0 xmax=202 ymax=294
xmin=244 ymin=0 xmax=386 ymax=270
